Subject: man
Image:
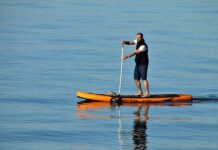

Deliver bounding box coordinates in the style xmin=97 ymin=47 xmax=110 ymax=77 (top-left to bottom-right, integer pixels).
xmin=121 ymin=33 xmax=150 ymax=97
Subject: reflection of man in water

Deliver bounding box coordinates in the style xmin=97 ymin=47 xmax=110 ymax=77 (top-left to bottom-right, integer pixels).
xmin=132 ymin=106 xmax=149 ymax=150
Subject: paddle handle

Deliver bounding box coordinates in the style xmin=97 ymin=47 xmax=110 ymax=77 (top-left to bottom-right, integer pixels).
xmin=118 ymin=45 xmax=124 ymax=95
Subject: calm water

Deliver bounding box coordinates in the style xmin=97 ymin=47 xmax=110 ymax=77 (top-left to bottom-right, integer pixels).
xmin=1 ymin=0 xmax=218 ymax=149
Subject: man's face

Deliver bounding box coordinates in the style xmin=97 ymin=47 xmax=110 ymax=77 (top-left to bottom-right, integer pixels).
xmin=136 ymin=34 xmax=142 ymax=42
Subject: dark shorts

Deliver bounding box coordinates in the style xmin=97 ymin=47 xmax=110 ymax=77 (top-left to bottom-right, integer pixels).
xmin=134 ymin=64 xmax=148 ymax=80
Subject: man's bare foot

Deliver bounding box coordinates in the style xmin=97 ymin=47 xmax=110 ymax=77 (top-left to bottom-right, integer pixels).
xmin=141 ymin=93 xmax=150 ymax=97
xmin=134 ymin=92 xmax=142 ymax=96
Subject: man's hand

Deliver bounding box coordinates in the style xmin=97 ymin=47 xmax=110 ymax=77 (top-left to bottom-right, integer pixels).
xmin=121 ymin=55 xmax=128 ymax=60
xmin=121 ymin=41 xmax=125 ymax=45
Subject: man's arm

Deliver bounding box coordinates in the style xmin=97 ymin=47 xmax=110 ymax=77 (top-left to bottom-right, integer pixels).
xmin=122 ymin=49 xmax=143 ymax=60
xmin=124 ymin=44 xmax=146 ymax=59
xmin=121 ymin=40 xmax=135 ymax=45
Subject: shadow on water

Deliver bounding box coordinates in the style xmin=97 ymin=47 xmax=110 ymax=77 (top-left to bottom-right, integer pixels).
xmin=193 ymin=96 xmax=218 ymax=103
xmin=76 ymin=100 xmax=193 ymax=149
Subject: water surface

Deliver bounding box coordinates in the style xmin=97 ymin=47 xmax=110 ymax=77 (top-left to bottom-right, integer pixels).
xmin=0 ymin=0 xmax=218 ymax=149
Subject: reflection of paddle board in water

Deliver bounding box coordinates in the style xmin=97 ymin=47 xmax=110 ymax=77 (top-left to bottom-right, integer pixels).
xmin=76 ymin=91 xmax=192 ymax=103
xmin=76 ymin=100 xmax=192 ymax=110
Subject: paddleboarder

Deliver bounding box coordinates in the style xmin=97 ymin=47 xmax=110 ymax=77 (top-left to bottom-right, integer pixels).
xmin=121 ymin=33 xmax=150 ymax=97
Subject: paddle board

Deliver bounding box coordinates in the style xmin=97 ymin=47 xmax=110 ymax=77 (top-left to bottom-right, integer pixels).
xmin=76 ymin=91 xmax=192 ymax=103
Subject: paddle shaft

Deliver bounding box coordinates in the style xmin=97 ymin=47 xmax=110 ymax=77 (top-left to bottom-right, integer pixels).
xmin=118 ymin=45 xmax=124 ymax=147
xmin=118 ymin=45 xmax=124 ymax=95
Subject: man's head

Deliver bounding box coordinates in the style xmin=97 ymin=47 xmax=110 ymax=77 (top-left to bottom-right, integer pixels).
xmin=136 ymin=32 xmax=144 ymax=42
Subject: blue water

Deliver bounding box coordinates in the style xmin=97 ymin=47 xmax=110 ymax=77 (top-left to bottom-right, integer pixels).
xmin=1 ymin=0 xmax=218 ymax=149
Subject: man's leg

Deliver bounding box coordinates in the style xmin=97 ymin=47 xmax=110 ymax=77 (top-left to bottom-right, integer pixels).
xmin=134 ymin=80 xmax=142 ymax=95
xmin=142 ymin=80 xmax=150 ymax=97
